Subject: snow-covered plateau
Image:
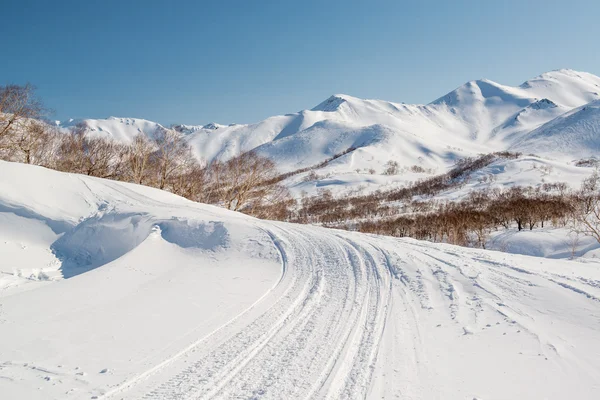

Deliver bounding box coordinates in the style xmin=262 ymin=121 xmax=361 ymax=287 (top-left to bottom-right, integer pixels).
xmin=1 ymin=161 xmax=599 ymax=399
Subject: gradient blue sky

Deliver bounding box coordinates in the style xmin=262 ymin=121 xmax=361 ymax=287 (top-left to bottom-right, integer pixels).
xmin=2 ymin=0 xmax=599 ymax=125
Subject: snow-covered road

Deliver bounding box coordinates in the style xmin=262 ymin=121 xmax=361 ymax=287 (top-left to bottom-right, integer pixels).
xmin=134 ymin=224 xmax=391 ymax=399
xmin=121 ymin=224 xmax=600 ymax=400
xmin=1 ymin=161 xmax=600 ymax=399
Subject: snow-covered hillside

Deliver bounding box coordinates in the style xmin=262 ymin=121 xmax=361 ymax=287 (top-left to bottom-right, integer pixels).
xmin=1 ymin=161 xmax=600 ymax=399
xmin=59 ymin=117 xmax=165 ymax=142
xmin=62 ymin=69 xmax=600 ymax=163
xmin=59 ymin=69 xmax=600 ymax=197
xmin=512 ymin=99 xmax=600 ymax=160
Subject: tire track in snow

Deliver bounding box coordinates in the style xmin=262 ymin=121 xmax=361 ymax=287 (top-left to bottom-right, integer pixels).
xmin=137 ymin=224 xmax=392 ymax=400
xmin=109 ymin=227 xmax=600 ymax=400
xmin=141 ymin=226 xmax=318 ymax=399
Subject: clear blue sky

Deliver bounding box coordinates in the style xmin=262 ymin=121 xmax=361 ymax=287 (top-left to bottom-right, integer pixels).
xmin=2 ymin=0 xmax=599 ymax=125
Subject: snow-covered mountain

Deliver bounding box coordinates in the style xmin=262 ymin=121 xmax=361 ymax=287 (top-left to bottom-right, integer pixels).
xmin=59 ymin=117 xmax=165 ymax=141
xmin=59 ymin=69 xmax=600 ymax=195
xmin=512 ymin=99 xmax=600 ymax=159
xmin=2 ymin=161 xmax=600 ymax=399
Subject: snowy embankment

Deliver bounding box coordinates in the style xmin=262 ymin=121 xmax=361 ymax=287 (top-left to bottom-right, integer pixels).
xmin=1 ymin=161 xmax=599 ymax=399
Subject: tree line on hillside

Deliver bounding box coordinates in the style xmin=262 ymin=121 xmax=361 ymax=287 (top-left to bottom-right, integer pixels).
xmin=285 ymin=152 xmax=523 ymax=225
xmin=276 ymin=152 xmax=600 ymax=248
xmin=355 ymin=187 xmax=575 ymax=248
xmin=0 ymin=84 xmax=288 ymax=215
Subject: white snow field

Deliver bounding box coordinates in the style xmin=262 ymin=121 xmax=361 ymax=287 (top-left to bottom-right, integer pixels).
xmin=1 ymin=161 xmax=600 ymax=399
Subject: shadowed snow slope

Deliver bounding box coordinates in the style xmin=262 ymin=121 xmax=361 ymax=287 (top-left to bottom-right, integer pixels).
xmin=1 ymin=161 xmax=600 ymax=399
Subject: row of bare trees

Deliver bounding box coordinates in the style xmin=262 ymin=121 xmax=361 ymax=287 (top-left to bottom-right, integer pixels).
xmin=355 ymin=187 xmax=575 ymax=247
xmin=278 ymin=174 xmax=600 ymax=249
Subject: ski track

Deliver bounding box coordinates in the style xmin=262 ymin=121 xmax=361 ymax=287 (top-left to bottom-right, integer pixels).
xmin=96 ymin=225 xmax=600 ymax=400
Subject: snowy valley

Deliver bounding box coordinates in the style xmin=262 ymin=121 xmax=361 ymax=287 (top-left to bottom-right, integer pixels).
xmin=1 ymin=69 xmax=600 ymax=399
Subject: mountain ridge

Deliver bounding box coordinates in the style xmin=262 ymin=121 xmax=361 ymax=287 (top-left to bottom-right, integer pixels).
xmin=57 ymin=69 xmax=600 ymax=187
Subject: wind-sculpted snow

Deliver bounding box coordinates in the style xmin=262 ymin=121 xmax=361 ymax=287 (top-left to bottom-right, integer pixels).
xmin=52 ymin=212 xmax=155 ymax=278
xmin=1 ymin=162 xmax=600 ymax=399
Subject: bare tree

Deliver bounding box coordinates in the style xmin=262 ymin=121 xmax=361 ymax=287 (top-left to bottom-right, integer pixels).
xmin=56 ymin=124 xmax=127 ymax=178
xmin=217 ymin=152 xmax=280 ymax=211
xmin=4 ymin=119 xmax=57 ymax=165
xmin=170 ymin=161 xmax=207 ymax=200
xmin=572 ymin=171 xmax=600 ymax=243
xmin=127 ymin=134 xmax=155 ymax=184
xmin=566 ymin=230 xmax=581 ymax=260
xmin=0 ymin=84 xmax=45 ymax=145
xmin=151 ymin=128 xmax=190 ymax=189
xmin=383 ymin=160 xmax=400 ymax=175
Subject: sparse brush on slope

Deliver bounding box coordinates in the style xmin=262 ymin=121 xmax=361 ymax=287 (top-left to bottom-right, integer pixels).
xmin=0 ymin=85 xmax=290 ymax=217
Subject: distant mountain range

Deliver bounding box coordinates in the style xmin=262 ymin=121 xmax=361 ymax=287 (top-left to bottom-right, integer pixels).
xmin=59 ymin=69 xmax=600 ymax=195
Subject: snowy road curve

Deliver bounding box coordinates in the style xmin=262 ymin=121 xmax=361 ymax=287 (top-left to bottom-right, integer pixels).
xmin=110 ymin=223 xmax=600 ymax=400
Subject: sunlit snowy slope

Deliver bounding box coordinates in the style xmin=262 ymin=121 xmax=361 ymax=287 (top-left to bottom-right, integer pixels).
xmin=57 ymin=69 xmax=600 ymax=199
xmin=512 ymin=99 xmax=600 ymax=159
xmin=62 ymin=69 xmax=600 ymax=172
xmin=1 ymin=161 xmax=599 ymax=399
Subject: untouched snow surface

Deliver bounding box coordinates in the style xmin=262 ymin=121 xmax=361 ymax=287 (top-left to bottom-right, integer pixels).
xmin=1 ymin=161 xmax=600 ymax=399
xmin=512 ymin=99 xmax=600 ymax=160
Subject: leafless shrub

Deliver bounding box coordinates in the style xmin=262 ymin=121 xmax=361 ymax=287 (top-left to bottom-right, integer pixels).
xmin=571 ymin=171 xmax=600 ymax=243
xmin=127 ymin=134 xmax=156 ymax=184
xmin=3 ymin=119 xmax=58 ymax=165
xmin=152 ymin=128 xmax=192 ymax=189
xmin=0 ymin=84 xmax=46 ymax=147
xmin=383 ymin=160 xmax=399 ymax=175
xmin=410 ymin=165 xmax=426 ymax=173
xmin=303 ymin=170 xmax=321 ymax=182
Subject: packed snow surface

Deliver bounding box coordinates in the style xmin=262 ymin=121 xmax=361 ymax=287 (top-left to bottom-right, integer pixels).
xmin=1 ymin=161 xmax=599 ymax=399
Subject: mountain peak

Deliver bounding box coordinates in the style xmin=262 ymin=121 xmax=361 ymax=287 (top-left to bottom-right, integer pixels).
xmin=520 ymin=68 xmax=598 ymax=87
xmin=430 ymin=78 xmax=528 ymax=108
xmin=311 ymin=94 xmax=359 ymax=112
xmin=528 ymin=98 xmax=557 ymax=110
